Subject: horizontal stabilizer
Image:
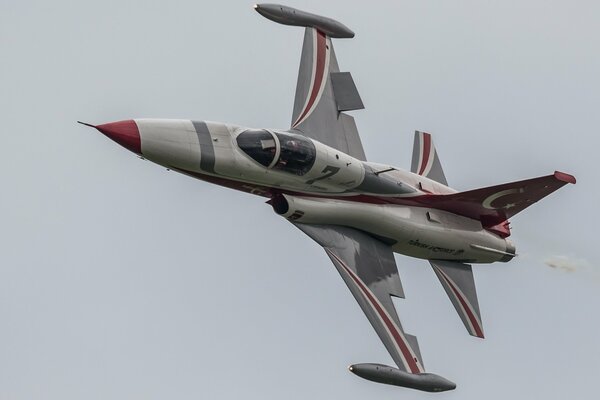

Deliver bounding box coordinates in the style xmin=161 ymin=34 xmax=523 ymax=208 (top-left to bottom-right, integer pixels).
xmin=254 ymin=3 xmax=354 ymax=38
xmin=430 ymin=260 xmax=484 ymax=338
xmin=417 ymin=171 xmax=576 ymax=229
xmin=349 ymin=363 xmax=456 ymax=392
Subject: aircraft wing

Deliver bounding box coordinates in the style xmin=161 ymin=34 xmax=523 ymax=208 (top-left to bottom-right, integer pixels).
xmin=255 ymin=4 xmax=366 ymax=158
xmin=293 ymin=223 xmax=426 ymax=374
xmin=289 ymin=27 xmax=366 ymax=160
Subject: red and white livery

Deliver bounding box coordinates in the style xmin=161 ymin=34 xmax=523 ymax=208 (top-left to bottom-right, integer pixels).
xmin=80 ymin=3 xmax=575 ymax=393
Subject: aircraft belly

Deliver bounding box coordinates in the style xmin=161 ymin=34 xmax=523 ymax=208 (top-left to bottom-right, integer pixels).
xmin=273 ymin=195 xmax=508 ymax=263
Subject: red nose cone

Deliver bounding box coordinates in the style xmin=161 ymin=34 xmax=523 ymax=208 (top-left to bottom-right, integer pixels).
xmin=96 ymin=120 xmax=141 ymax=154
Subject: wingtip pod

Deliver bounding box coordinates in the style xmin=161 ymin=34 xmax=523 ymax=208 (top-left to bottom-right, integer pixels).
xmin=349 ymin=363 xmax=456 ymax=393
xmin=254 ymin=3 xmax=355 ymax=38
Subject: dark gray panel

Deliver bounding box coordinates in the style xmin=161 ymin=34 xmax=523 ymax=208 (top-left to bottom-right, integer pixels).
xmin=331 ymin=72 xmax=364 ymax=111
xmin=357 ymin=164 xmax=416 ymax=194
xmin=192 ymin=120 xmax=215 ymax=173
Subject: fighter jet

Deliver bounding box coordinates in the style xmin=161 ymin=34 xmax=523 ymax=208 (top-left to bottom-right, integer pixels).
xmin=79 ymin=3 xmax=575 ymax=392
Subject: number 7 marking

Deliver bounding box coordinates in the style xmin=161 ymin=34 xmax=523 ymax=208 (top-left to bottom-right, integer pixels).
xmin=306 ymin=165 xmax=340 ymax=185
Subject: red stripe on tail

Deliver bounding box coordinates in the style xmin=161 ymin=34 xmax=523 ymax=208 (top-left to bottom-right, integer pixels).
xmin=418 ymin=133 xmax=431 ymax=175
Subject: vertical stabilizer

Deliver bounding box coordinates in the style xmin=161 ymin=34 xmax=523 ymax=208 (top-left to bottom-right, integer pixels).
xmin=411 ymin=131 xmax=448 ymax=185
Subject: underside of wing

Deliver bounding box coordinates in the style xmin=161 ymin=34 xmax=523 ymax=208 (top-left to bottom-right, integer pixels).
xmin=290 ymin=28 xmax=366 ymax=160
xmin=293 ymin=223 xmax=425 ymax=374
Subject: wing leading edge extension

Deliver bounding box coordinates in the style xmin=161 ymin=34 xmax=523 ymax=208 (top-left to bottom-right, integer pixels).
xmin=255 ymin=4 xmax=366 ymax=160
xmin=294 ymin=223 xmax=455 ymax=392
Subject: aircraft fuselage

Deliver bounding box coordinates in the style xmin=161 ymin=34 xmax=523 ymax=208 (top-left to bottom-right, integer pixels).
xmin=98 ymin=118 xmax=515 ymax=264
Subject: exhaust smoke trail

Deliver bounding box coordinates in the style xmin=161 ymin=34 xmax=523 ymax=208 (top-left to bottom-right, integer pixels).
xmin=544 ymin=255 xmax=595 ymax=276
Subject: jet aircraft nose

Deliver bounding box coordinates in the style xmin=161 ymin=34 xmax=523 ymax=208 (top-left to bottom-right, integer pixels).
xmin=79 ymin=119 xmax=141 ymax=154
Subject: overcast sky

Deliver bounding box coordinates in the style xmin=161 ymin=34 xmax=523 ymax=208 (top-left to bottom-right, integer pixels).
xmin=1 ymin=1 xmax=598 ymax=399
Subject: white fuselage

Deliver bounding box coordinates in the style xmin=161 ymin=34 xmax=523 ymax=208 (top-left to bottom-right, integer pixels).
xmin=135 ymin=119 xmax=514 ymax=263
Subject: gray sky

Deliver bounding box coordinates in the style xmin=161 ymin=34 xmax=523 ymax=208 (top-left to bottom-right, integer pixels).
xmin=1 ymin=1 xmax=598 ymax=399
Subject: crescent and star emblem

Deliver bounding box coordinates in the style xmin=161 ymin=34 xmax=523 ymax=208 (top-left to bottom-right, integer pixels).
xmin=482 ymin=188 xmax=525 ymax=210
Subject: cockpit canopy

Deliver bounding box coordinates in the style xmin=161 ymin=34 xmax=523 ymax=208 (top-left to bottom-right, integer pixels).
xmin=236 ymin=129 xmax=316 ymax=176
xmin=236 ymin=129 xmax=276 ymax=167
